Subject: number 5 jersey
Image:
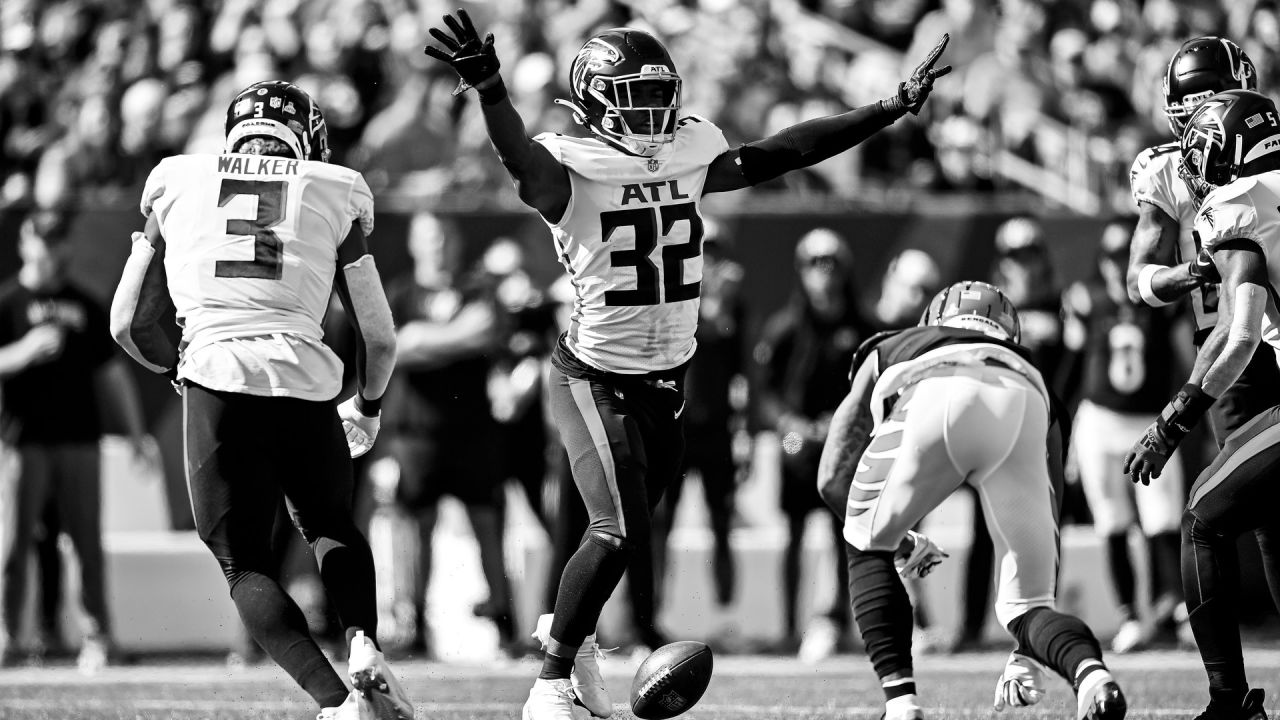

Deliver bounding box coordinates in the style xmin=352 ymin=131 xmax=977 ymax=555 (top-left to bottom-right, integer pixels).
xmin=140 ymin=153 xmax=375 ymax=400
xmin=534 ymin=115 xmax=729 ymax=374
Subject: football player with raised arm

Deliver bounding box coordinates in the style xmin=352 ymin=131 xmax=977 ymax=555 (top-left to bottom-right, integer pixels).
xmin=1126 ymin=89 xmax=1280 ymax=720
xmin=819 ymin=282 xmax=1126 ymax=720
xmin=424 ymin=10 xmax=949 ymax=720
xmin=109 ymin=81 xmax=411 ymax=720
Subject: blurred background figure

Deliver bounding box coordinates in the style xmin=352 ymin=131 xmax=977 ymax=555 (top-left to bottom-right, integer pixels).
xmin=755 ymin=228 xmax=872 ymax=662
xmin=482 ymin=237 xmax=556 ymax=534
xmin=991 ymin=216 xmax=1065 ymax=381
xmin=1059 ymin=216 xmax=1190 ymax=653
xmin=379 ymin=212 xmax=514 ymax=656
xmin=868 ymin=248 xmax=942 ymax=332
xmin=652 ymin=218 xmax=748 ymax=647
xmin=0 ymin=209 xmax=152 ymax=672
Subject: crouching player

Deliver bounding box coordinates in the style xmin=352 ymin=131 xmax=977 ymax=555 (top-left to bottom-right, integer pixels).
xmin=818 ymin=281 xmax=1126 ymax=720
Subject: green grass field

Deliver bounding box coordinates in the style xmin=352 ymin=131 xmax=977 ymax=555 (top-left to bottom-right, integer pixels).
xmin=0 ymin=649 xmax=1276 ymax=719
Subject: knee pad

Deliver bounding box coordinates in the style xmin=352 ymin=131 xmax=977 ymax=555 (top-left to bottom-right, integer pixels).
xmin=588 ymin=530 xmax=632 ymax=554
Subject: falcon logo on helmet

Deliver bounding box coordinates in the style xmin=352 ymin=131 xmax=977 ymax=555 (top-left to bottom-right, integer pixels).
xmin=556 ymin=28 xmax=682 ymax=158
xmin=1180 ymin=89 xmax=1280 ymax=189
xmin=225 ymin=80 xmax=331 ymax=162
xmin=920 ymin=280 xmax=1021 ymax=343
xmin=1163 ymin=37 xmax=1256 ymax=138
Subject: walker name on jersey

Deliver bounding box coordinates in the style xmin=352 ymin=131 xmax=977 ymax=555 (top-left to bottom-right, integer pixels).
xmin=621 ymin=179 xmax=690 ymax=206
xmin=217 ymin=156 xmax=300 ymax=176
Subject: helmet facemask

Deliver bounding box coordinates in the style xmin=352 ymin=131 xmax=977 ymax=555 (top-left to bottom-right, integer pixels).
xmin=1180 ymin=99 xmax=1233 ymax=188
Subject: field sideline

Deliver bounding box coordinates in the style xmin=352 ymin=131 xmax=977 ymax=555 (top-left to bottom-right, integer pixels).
xmin=0 ymin=649 xmax=1277 ymax=719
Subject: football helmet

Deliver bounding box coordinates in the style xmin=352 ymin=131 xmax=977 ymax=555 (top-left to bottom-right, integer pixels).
xmin=1163 ymin=37 xmax=1256 ymax=138
xmin=225 ymin=80 xmax=330 ymax=162
xmin=1180 ymin=89 xmax=1280 ymax=189
xmin=920 ymin=280 xmax=1021 ymax=343
xmin=557 ymin=28 xmax=681 ymax=157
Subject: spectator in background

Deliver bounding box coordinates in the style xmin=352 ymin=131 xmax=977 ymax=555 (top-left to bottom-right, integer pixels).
xmin=868 ymin=248 xmax=941 ymax=331
xmin=381 ymin=212 xmax=515 ymax=655
xmin=652 ymin=219 xmax=748 ymax=644
xmin=756 ymin=228 xmax=873 ymax=662
xmin=1059 ymin=217 xmax=1190 ymax=652
xmin=990 ymin=216 xmax=1065 ymax=385
xmin=0 ymin=210 xmax=152 ymax=672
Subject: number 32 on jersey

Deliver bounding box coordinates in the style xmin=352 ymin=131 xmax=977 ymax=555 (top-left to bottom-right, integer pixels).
xmin=601 ymin=201 xmax=703 ymax=307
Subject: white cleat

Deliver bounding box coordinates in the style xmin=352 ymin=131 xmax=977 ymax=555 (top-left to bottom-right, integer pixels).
xmin=532 ymin=613 xmax=613 ymax=718
xmin=348 ymin=631 xmax=414 ymax=720
xmin=1109 ymin=620 xmax=1146 ymax=654
xmin=523 ymin=678 xmax=581 ymax=720
xmin=318 ymin=690 xmax=377 ymax=720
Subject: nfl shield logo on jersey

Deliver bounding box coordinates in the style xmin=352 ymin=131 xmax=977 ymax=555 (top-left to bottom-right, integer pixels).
xmin=647 ymin=157 xmax=661 ymax=173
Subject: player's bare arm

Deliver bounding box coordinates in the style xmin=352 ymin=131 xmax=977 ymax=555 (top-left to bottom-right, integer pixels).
xmin=395 ymin=301 xmax=497 ymax=369
xmin=424 ymin=9 xmax=570 ymax=222
xmin=1124 ymin=240 xmax=1268 ymax=485
xmin=109 ymin=212 xmax=179 ymax=376
xmin=1126 ymin=201 xmax=1208 ymax=306
xmin=704 ymin=35 xmax=951 ymax=194
xmin=817 ymin=356 xmax=876 ymax=516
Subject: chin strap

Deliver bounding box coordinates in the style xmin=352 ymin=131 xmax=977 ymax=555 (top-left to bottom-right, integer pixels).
xmin=554 ymin=98 xmax=590 ymax=127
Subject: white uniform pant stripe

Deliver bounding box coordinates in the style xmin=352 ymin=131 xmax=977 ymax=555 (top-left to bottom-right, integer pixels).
xmin=1190 ymin=420 xmax=1280 ymax=509
xmin=567 ymin=377 xmax=627 ymax=537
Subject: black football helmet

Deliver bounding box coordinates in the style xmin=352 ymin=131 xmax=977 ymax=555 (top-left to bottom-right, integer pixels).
xmin=1164 ymin=37 xmax=1256 ymax=137
xmin=920 ymin=280 xmax=1021 ymax=343
xmin=1180 ymin=89 xmax=1280 ymax=189
xmin=225 ymin=80 xmax=330 ymax=162
xmin=557 ymin=28 xmax=681 ymax=157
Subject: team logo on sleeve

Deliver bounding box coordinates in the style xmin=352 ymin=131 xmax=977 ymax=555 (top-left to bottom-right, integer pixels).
xmin=1200 ymin=206 xmax=1215 ymax=228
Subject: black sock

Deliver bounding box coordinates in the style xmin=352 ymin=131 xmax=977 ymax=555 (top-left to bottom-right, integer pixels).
xmin=229 ymin=571 xmax=347 ymax=708
xmin=538 ymin=650 xmax=576 ymax=681
xmin=313 ymin=528 xmax=379 ymax=648
xmin=1148 ymin=531 xmax=1183 ymax=617
xmin=1105 ymin=533 xmax=1136 ymax=621
xmin=547 ymin=532 xmax=632 ymax=653
xmin=1007 ymin=607 xmax=1104 ymax=685
xmin=1182 ymin=511 xmax=1247 ymax=705
xmin=846 ymin=542 xmax=914 ymax=686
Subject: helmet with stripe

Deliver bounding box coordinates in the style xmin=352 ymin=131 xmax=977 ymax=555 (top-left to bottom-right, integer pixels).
xmin=920 ymin=280 xmax=1021 ymax=343
xmin=557 ymin=28 xmax=681 ymax=158
xmin=1164 ymin=37 xmax=1256 ymax=138
xmin=225 ymin=80 xmax=331 ymax=162
xmin=1180 ymin=89 xmax=1280 ymax=188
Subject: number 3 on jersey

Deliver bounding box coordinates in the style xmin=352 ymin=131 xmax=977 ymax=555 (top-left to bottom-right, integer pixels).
xmin=216 ymin=179 xmax=287 ymax=280
xmin=601 ymin=202 xmax=703 ymax=306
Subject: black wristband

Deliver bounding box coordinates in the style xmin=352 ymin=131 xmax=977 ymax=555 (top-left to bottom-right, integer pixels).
xmin=879 ymin=94 xmax=907 ymax=116
xmin=1156 ymin=383 xmax=1216 ymax=445
xmin=477 ymin=76 xmax=508 ymax=105
xmin=354 ymin=393 xmax=382 ymax=417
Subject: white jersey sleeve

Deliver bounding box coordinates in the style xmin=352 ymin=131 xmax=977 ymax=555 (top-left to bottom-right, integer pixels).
xmin=532 ymin=116 xmax=730 ymax=374
xmin=142 ymin=153 xmax=373 ymax=399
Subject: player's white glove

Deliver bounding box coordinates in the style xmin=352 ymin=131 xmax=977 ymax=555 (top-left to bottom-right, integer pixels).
xmin=993 ymin=652 xmax=1047 ymax=711
xmin=337 ymin=396 xmax=380 ymax=458
xmin=895 ymin=530 xmax=949 ymax=578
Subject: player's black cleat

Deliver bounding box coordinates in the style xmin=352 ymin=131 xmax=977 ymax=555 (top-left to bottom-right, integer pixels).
xmin=1081 ymin=681 xmax=1127 ymax=720
xmin=1194 ymin=689 xmax=1268 ymax=720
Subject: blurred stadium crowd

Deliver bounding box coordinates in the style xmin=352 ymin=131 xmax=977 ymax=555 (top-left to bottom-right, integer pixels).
xmin=3 ymin=0 xmax=1280 ymax=211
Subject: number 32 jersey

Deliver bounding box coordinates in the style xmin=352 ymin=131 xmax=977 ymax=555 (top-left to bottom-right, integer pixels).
xmin=534 ymin=115 xmax=730 ymax=374
xmin=141 ymin=154 xmax=374 ymax=400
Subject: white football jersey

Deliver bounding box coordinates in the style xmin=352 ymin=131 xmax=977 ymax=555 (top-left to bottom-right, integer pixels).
xmin=1130 ymin=143 xmax=1220 ymax=334
xmin=140 ymin=153 xmax=374 ymax=400
xmin=534 ymin=115 xmax=730 ymax=374
xmin=1193 ymin=172 xmax=1280 ymax=354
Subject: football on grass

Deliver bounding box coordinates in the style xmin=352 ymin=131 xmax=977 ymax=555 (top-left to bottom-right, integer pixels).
xmin=629 ymin=641 xmax=714 ymax=719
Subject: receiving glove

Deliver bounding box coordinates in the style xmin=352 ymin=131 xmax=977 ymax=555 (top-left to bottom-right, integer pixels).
xmin=895 ymin=530 xmax=949 ymax=579
xmin=423 ymin=9 xmax=503 ymax=100
xmin=888 ymin=34 xmax=953 ymax=115
xmin=994 ymin=652 xmax=1047 ymax=711
xmin=1189 ymin=244 xmax=1221 ymax=285
xmin=337 ymin=396 xmax=381 ymax=459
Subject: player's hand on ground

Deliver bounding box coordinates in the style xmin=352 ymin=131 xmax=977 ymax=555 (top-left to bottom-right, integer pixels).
xmin=21 ymin=323 xmax=65 ymax=365
xmin=423 ymin=8 xmax=501 ymax=95
xmin=898 ymin=33 xmax=952 ymax=115
xmin=337 ymin=396 xmax=380 ymax=458
xmin=895 ymin=530 xmax=949 ymax=579
xmin=993 ymin=652 xmax=1046 ymax=710
xmin=1123 ymin=421 xmax=1172 ymax=485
